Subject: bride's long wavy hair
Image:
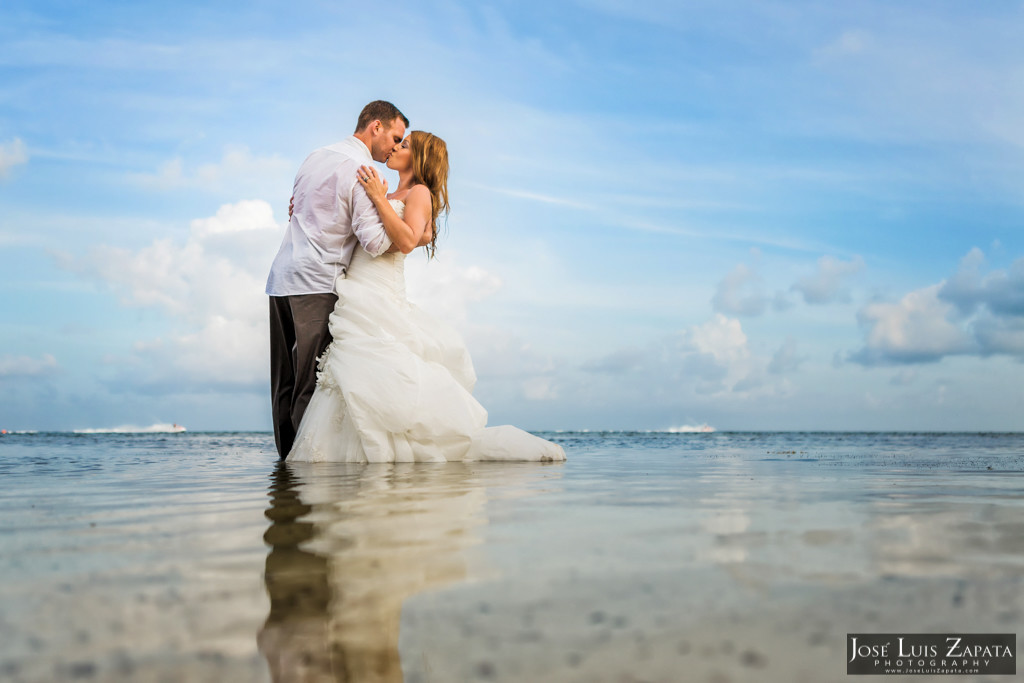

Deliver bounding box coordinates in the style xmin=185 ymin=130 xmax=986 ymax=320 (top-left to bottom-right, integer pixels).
xmin=409 ymin=131 xmax=449 ymax=258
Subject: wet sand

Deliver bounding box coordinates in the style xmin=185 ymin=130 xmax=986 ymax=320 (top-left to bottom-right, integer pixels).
xmin=1 ymin=432 xmax=1022 ymax=681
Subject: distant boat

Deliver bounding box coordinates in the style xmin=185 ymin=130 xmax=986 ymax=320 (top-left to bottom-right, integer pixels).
xmin=665 ymin=424 xmax=716 ymax=433
xmin=74 ymin=423 xmax=188 ymax=434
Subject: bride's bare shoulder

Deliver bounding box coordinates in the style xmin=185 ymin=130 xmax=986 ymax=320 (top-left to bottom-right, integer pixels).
xmin=406 ymin=184 xmax=431 ymax=203
xmin=389 ymin=184 xmax=429 ymax=206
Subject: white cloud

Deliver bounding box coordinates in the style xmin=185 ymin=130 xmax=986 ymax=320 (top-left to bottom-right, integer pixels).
xmin=792 ymin=255 xmax=865 ymax=305
xmin=405 ymin=252 xmax=503 ymax=327
xmin=60 ymin=200 xmax=282 ymax=390
xmin=691 ymin=314 xmax=750 ymax=371
xmin=938 ymin=249 xmax=1024 ymax=357
xmin=939 ymin=248 xmax=1024 ymax=318
xmin=852 ymin=284 xmax=973 ymax=365
xmin=0 ymin=138 xmax=28 ymax=178
xmin=583 ymin=313 xmax=757 ymax=396
xmin=0 ymin=353 xmax=57 ymax=378
xmin=714 ymin=252 xmax=864 ymax=318
xmin=853 ymin=248 xmax=1024 ymax=365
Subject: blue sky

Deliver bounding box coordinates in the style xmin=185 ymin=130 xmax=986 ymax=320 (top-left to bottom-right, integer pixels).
xmin=2 ymin=0 xmax=1024 ymax=431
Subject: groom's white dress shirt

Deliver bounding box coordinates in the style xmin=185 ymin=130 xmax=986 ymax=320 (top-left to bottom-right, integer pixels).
xmin=266 ymin=136 xmax=392 ymax=296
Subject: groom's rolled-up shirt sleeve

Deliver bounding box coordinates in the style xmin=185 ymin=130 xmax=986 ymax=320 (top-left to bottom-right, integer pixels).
xmin=350 ymin=183 xmax=392 ymax=257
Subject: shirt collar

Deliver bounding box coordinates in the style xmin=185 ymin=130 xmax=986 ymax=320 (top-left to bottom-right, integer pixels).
xmin=349 ymin=135 xmax=372 ymax=161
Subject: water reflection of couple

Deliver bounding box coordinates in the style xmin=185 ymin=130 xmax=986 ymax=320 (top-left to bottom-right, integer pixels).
xmin=258 ymin=462 xmax=560 ymax=682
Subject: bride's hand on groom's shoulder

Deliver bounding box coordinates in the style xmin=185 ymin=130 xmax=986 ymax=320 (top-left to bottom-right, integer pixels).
xmin=357 ymin=165 xmax=388 ymax=203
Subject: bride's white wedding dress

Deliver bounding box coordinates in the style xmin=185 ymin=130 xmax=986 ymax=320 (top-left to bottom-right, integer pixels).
xmin=287 ymin=199 xmax=565 ymax=463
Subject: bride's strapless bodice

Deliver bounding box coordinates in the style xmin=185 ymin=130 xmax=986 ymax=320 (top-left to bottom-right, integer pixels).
xmin=342 ymin=199 xmax=407 ymax=299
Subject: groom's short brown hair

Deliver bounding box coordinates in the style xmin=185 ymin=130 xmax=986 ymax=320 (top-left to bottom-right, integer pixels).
xmin=355 ymin=100 xmax=409 ymax=133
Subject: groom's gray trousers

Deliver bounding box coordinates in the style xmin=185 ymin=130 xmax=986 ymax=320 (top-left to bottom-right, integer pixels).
xmin=269 ymin=293 xmax=338 ymax=458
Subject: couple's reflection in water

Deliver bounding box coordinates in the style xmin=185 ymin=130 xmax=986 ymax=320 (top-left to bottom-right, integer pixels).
xmin=258 ymin=461 xmax=559 ymax=682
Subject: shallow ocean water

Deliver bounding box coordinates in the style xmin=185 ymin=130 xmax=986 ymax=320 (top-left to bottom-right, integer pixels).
xmin=1 ymin=431 xmax=1022 ymax=682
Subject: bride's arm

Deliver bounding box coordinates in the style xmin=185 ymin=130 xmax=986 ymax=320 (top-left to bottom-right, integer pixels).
xmin=416 ymin=223 xmax=434 ymax=248
xmin=357 ymin=167 xmax=430 ymax=254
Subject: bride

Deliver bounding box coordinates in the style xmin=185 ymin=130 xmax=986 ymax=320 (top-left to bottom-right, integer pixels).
xmin=287 ymin=131 xmax=565 ymax=463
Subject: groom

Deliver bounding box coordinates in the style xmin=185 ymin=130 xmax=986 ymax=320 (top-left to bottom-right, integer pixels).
xmin=266 ymin=100 xmax=409 ymax=458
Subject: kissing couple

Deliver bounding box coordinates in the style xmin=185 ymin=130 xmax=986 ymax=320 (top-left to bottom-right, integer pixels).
xmin=265 ymin=100 xmax=565 ymax=464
